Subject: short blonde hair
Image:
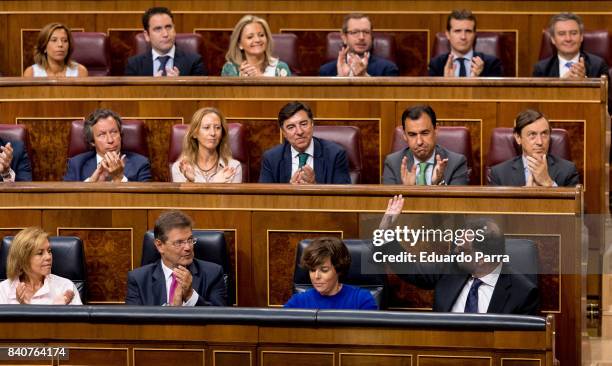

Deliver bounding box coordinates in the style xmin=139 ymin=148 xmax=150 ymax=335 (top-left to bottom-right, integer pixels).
xmin=225 ymin=15 xmax=276 ymax=67
xmin=33 ymin=23 xmax=75 ymax=69
xmin=181 ymin=107 xmax=233 ymax=166
xmin=6 ymin=227 xmax=50 ymax=280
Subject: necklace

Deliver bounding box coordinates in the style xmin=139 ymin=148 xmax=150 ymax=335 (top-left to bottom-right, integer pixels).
xmin=196 ymin=157 xmax=219 ymax=174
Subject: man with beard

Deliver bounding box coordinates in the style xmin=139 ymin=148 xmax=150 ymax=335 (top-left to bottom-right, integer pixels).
xmin=378 ymin=195 xmax=539 ymax=315
xmin=319 ymin=13 xmax=399 ymax=77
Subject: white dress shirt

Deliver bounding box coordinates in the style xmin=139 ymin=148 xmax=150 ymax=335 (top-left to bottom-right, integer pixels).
xmin=413 ymin=151 xmax=436 ymax=185
xmin=152 ymin=46 xmax=176 ymax=76
xmin=160 ymin=261 xmax=198 ymax=306
xmin=451 ymin=263 xmax=502 ymax=313
xmin=452 ymin=49 xmax=474 ymax=77
xmin=290 ymin=139 xmax=314 ymax=177
xmin=557 ymin=53 xmax=580 ymax=78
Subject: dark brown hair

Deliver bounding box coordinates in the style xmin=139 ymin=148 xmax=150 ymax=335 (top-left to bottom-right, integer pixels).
xmin=154 ymin=211 xmax=193 ymax=243
xmin=513 ymin=109 xmax=549 ymax=135
xmin=446 ymin=9 xmax=477 ymax=31
xmin=342 ymin=13 xmax=372 ymax=33
xmin=300 ymin=237 xmax=351 ymax=279
xmin=33 ymin=23 xmax=75 ymax=69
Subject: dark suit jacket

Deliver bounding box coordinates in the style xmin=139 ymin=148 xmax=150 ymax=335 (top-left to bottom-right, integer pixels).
xmin=532 ymin=51 xmax=608 ymax=77
xmin=382 ymin=144 xmax=468 ymax=185
xmin=259 ymin=137 xmax=351 ymax=184
xmin=428 ymin=51 xmax=504 ymax=77
xmin=489 ymin=154 xmax=579 ymax=187
xmin=125 ymin=258 xmax=227 ymax=306
xmin=125 ymin=47 xmax=206 ymax=76
xmin=0 ymin=138 xmax=32 ymax=181
xmin=380 ymin=239 xmax=539 ymax=315
xmin=63 ymin=150 xmax=152 ymax=182
xmin=319 ymin=54 xmax=399 ymax=76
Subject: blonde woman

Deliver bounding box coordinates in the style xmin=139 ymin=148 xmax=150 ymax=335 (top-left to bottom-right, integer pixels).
xmin=0 ymin=227 xmax=81 ymax=305
xmin=171 ymin=107 xmax=242 ymax=183
xmin=24 ymin=23 xmax=88 ymax=78
xmin=221 ymin=15 xmax=290 ymax=77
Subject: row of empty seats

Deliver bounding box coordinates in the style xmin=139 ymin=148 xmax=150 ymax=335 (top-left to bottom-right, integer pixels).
xmin=21 ymin=29 xmax=612 ymax=76
xmin=0 ymin=122 xmax=572 ymax=184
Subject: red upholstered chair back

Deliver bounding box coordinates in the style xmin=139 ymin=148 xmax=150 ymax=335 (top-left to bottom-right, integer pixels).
xmin=72 ymin=32 xmax=111 ymax=76
xmin=272 ymin=33 xmax=300 ymax=75
xmin=485 ymin=127 xmax=572 ymax=184
xmin=325 ymin=32 xmax=397 ymax=64
xmin=313 ymin=125 xmax=362 ymax=184
xmin=168 ymin=123 xmax=249 ymax=182
xmin=433 ymin=32 xmax=502 ymax=61
xmin=0 ymin=124 xmax=32 ymax=168
xmin=67 ymin=119 xmax=149 ymax=158
xmin=391 ymin=126 xmax=475 ymax=185
xmin=133 ymin=33 xmax=205 ymax=58
xmin=538 ymin=30 xmax=611 ymax=65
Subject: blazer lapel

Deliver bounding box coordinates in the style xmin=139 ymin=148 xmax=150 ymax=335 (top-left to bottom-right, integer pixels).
xmin=313 ymin=138 xmax=326 ymax=183
xmin=82 ymin=152 xmax=98 ymax=180
xmin=280 ymin=143 xmax=292 ymax=183
xmin=545 ymin=57 xmax=560 ymax=77
xmin=437 ymin=274 xmax=470 ymax=312
xmin=487 ymin=272 xmax=512 ymax=313
xmin=511 ymin=157 xmax=526 ymax=186
xmin=152 ymin=261 xmax=166 ymax=305
xmin=189 ymin=261 xmax=203 ymax=296
xmin=173 ymin=48 xmax=186 ymax=75
xmin=143 ymin=51 xmax=154 ymax=76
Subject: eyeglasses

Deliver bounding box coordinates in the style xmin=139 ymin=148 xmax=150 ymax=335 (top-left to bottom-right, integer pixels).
xmin=167 ymin=237 xmax=197 ymax=248
xmin=346 ymin=29 xmax=371 ymax=36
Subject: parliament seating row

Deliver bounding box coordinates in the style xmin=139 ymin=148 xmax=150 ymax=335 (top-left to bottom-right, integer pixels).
xmin=28 ymin=29 xmax=612 ymax=77
xmin=0 ymin=122 xmax=573 ymax=184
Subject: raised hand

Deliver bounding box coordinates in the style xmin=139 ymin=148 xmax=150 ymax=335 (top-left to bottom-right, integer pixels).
xmin=431 ymin=154 xmax=449 ymax=185
xmin=443 ymin=54 xmax=456 ymax=77
xmin=400 ymin=156 xmax=417 ymax=185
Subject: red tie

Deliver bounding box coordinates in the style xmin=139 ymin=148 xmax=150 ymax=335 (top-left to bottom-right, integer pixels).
xmin=168 ymin=273 xmax=178 ymax=304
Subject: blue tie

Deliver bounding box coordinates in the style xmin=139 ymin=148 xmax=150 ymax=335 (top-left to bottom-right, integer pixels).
xmin=464 ymin=278 xmax=483 ymax=313
xmin=565 ymin=61 xmax=574 ymax=69
xmin=457 ymin=57 xmax=467 ymax=77
xmin=158 ymin=55 xmax=170 ymax=76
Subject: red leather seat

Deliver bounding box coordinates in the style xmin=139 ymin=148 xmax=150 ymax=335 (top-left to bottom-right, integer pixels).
xmin=67 ymin=119 xmax=148 ymax=158
xmin=133 ymin=32 xmax=205 ymax=58
xmin=485 ymin=127 xmax=571 ymax=184
xmin=391 ymin=126 xmax=475 ymax=185
xmin=272 ymin=33 xmax=300 ymax=75
xmin=313 ymin=125 xmax=362 ymax=184
xmin=324 ymin=32 xmax=397 ymax=64
xmin=168 ymin=123 xmax=249 ymax=182
xmin=432 ymin=32 xmax=502 ymax=61
xmin=538 ymin=30 xmax=611 ymax=65
xmin=72 ymin=32 xmax=111 ymax=76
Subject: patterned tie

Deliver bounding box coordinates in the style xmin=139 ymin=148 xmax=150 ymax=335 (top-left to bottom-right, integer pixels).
xmin=464 ymin=278 xmax=483 ymax=313
xmin=565 ymin=61 xmax=574 ymax=69
xmin=158 ymin=55 xmax=170 ymax=76
xmin=456 ymin=57 xmax=467 ymax=77
xmin=416 ymin=162 xmax=429 ymax=185
xmin=298 ymin=152 xmax=309 ymax=169
xmin=168 ymin=273 xmax=178 ymax=304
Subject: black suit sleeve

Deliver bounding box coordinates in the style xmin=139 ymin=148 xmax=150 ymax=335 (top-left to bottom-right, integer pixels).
xmin=189 ymin=54 xmax=207 ymax=76
xmin=563 ymin=162 xmax=580 ymax=187
xmin=332 ymin=149 xmax=352 ymax=184
xmin=516 ymin=284 xmax=540 ymax=315
xmin=383 ymin=62 xmax=400 ymax=76
xmin=259 ymin=152 xmax=275 ymax=183
xmin=428 ymin=56 xmax=444 ymax=76
xmin=532 ymin=62 xmax=545 ymax=77
xmin=12 ymin=143 xmax=32 ymax=182
xmin=196 ymin=265 xmax=227 ymax=306
xmin=485 ymin=56 xmax=504 ymax=77
xmin=124 ymin=57 xmax=139 ymax=76
xmin=488 ymin=166 xmax=502 ymax=185
xmin=448 ymin=155 xmax=468 ymax=185
xmin=125 ymin=271 xmax=143 ymax=305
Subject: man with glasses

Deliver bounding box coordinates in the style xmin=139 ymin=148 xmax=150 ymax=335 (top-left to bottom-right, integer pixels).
xmin=126 ymin=210 xmax=227 ymax=306
xmin=489 ymin=109 xmax=579 ymax=187
xmin=319 ymin=13 xmax=399 ymax=77
xmin=125 ymin=7 xmax=206 ymax=76
xmin=63 ymin=109 xmax=151 ymax=182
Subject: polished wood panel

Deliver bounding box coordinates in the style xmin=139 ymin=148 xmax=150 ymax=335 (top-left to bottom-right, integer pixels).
xmin=0 ymin=183 xmax=581 ymax=366
xmin=0 ymin=77 xmax=605 ymax=215
xmin=133 ymin=348 xmax=204 ymax=366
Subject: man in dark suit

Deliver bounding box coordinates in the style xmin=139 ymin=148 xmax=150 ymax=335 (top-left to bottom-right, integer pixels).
xmin=383 ymin=105 xmax=468 ymax=186
xmin=490 ymin=109 xmax=579 ymax=187
xmin=428 ymin=9 xmax=503 ymax=77
xmin=378 ymin=196 xmax=539 ymax=315
xmin=125 ymin=7 xmax=206 ymax=76
xmin=63 ymin=109 xmax=151 ymax=182
xmin=259 ymin=101 xmax=351 ymax=184
xmin=533 ymin=12 xmax=608 ymax=79
xmin=126 ymin=211 xmax=226 ymax=306
xmin=320 ymin=13 xmax=399 ymax=77
xmin=0 ymin=137 xmax=32 ymax=182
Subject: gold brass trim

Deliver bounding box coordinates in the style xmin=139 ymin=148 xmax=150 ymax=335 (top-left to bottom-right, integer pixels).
xmin=261 ymin=350 xmax=335 ymax=366
xmin=417 ymin=354 xmax=492 ymax=366
xmin=266 ymin=229 xmax=344 ymax=307
xmin=501 ymin=357 xmax=542 ymax=365
xmin=339 ymin=351 xmax=412 ymax=366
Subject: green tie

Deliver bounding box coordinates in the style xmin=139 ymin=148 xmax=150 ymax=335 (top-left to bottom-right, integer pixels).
xmin=416 ymin=162 xmax=429 ymax=185
xmin=298 ymin=153 xmax=309 ymax=169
